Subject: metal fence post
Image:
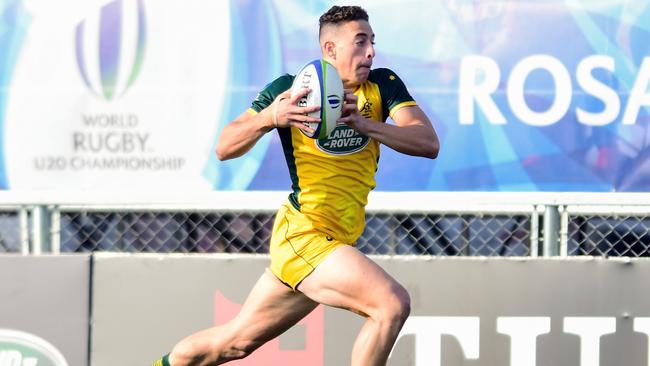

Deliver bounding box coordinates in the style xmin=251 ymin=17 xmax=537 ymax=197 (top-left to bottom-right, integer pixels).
xmin=543 ymin=205 xmax=560 ymax=256
xmin=559 ymin=206 xmax=568 ymax=256
xmin=530 ymin=206 xmax=542 ymax=257
xmin=51 ymin=206 xmax=61 ymax=254
xmin=31 ymin=204 xmax=51 ymax=254
xmin=20 ymin=206 xmax=30 ymax=254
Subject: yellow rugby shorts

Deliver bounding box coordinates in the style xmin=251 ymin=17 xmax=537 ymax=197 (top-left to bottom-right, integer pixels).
xmin=269 ymin=203 xmax=350 ymax=290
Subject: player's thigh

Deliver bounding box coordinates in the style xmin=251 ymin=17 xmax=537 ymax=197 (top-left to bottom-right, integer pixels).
xmin=227 ymin=269 xmax=319 ymax=344
xmin=297 ymin=245 xmax=408 ymax=319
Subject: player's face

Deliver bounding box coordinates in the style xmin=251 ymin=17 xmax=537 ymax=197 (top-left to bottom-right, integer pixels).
xmin=333 ymin=20 xmax=375 ymax=88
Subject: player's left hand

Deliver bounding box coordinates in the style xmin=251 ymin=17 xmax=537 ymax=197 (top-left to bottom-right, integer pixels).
xmin=337 ymin=89 xmax=367 ymax=132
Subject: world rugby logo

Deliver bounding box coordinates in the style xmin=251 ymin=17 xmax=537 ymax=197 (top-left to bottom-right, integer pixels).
xmin=75 ymin=0 xmax=147 ymax=101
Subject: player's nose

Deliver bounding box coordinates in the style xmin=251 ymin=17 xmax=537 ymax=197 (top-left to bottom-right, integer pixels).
xmin=367 ymin=44 xmax=375 ymax=59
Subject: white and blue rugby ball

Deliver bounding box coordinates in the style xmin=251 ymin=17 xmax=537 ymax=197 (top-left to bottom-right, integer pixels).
xmin=290 ymin=59 xmax=344 ymax=139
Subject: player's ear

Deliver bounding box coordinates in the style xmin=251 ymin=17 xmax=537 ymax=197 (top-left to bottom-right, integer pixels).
xmin=323 ymin=41 xmax=336 ymax=59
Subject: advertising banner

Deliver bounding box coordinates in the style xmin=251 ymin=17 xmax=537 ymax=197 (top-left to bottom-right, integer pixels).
xmin=1 ymin=0 xmax=229 ymax=191
xmin=0 ymin=254 xmax=90 ymax=366
xmin=91 ymin=254 xmax=650 ymax=366
xmin=2 ymin=0 xmax=650 ymax=191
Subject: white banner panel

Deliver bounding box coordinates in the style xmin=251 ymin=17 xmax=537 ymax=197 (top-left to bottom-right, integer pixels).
xmin=5 ymin=0 xmax=229 ymax=190
xmin=91 ymin=254 xmax=650 ymax=366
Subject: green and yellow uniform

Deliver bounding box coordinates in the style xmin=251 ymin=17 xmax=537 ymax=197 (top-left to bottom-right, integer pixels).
xmin=249 ymin=68 xmax=416 ymax=289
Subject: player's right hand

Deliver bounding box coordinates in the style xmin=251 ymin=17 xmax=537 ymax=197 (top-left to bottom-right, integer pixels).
xmin=272 ymin=89 xmax=321 ymax=134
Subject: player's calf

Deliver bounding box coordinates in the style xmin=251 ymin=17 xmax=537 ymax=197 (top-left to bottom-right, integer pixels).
xmin=167 ymin=327 xmax=264 ymax=365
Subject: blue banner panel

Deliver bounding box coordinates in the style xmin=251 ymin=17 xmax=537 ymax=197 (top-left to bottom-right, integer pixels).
xmin=3 ymin=1 xmax=650 ymax=191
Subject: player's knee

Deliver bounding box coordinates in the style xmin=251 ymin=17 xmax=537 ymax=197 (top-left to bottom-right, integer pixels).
xmin=384 ymin=284 xmax=411 ymax=326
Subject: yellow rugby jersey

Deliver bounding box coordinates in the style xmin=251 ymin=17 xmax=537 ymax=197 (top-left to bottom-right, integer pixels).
xmin=248 ymin=68 xmax=417 ymax=244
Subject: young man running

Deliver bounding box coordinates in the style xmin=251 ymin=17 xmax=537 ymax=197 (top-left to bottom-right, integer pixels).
xmin=153 ymin=5 xmax=439 ymax=366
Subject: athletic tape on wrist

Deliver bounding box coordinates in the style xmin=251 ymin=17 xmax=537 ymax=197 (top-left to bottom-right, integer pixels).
xmin=273 ymin=97 xmax=287 ymax=128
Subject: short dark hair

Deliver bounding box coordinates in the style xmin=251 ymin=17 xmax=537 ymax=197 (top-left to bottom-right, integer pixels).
xmin=319 ymin=6 xmax=369 ymax=37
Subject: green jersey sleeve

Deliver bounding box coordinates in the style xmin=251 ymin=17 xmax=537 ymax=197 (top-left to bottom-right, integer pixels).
xmin=370 ymin=68 xmax=417 ymax=121
xmin=249 ymin=74 xmax=295 ymax=114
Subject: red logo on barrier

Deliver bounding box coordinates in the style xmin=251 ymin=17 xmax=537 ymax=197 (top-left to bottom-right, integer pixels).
xmin=214 ymin=291 xmax=324 ymax=365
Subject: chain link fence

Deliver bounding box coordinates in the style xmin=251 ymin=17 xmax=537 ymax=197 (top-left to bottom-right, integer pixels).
xmin=0 ymin=207 xmax=28 ymax=254
xmin=58 ymin=211 xmax=275 ymax=253
xmin=564 ymin=206 xmax=650 ymax=257
xmin=360 ymin=213 xmax=533 ymax=255
xmin=4 ymin=194 xmax=650 ymax=257
xmin=55 ymin=208 xmax=537 ymax=256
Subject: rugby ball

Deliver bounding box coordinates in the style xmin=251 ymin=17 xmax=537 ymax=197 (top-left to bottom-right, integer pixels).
xmin=290 ymin=59 xmax=344 ymax=139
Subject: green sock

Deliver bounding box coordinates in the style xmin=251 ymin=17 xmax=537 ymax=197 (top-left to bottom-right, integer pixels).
xmin=151 ymin=354 xmax=170 ymax=366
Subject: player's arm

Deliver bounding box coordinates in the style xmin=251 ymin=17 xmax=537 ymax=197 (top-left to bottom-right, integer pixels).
xmin=338 ymin=91 xmax=439 ymax=159
xmin=215 ymin=109 xmax=273 ymax=161
xmin=216 ymin=88 xmax=320 ymax=161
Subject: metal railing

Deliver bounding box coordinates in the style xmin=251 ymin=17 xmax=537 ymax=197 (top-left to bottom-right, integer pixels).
xmin=1 ymin=192 xmax=649 ymax=257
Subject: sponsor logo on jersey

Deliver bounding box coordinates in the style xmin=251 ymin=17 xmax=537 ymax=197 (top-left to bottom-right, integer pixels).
xmin=315 ymin=125 xmax=369 ymax=155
